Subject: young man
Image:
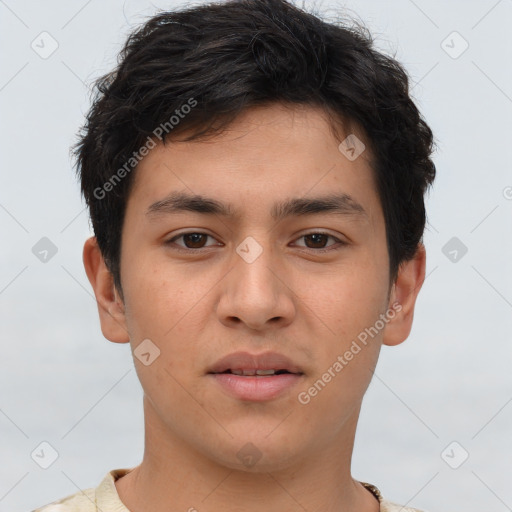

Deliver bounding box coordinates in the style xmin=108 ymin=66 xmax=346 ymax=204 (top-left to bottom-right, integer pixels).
xmin=34 ymin=0 xmax=435 ymax=510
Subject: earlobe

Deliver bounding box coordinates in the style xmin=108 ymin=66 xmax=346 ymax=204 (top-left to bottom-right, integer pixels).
xmin=382 ymin=243 xmax=426 ymax=347
xmin=82 ymin=236 xmax=130 ymax=344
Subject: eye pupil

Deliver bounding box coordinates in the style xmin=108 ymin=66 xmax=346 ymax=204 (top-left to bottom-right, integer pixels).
xmin=305 ymin=233 xmax=328 ymax=248
xmin=184 ymin=233 xmax=206 ymax=248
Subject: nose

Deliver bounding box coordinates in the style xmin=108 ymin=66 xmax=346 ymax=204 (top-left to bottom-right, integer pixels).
xmin=215 ymin=237 xmax=296 ymax=331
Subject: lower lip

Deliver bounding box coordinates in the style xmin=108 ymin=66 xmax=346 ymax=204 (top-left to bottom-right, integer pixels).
xmin=209 ymin=373 xmax=303 ymax=401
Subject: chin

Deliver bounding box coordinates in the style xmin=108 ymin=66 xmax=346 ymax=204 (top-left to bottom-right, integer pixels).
xmin=205 ymin=429 xmax=306 ymax=473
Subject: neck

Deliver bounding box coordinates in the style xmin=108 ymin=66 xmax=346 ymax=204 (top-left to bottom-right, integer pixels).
xmin=115 ymin=397 xmax=380 ymax=512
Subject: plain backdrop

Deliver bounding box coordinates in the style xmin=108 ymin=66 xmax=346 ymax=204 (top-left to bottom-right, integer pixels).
xmin=1 ymin=1 xmax=511 ymax=511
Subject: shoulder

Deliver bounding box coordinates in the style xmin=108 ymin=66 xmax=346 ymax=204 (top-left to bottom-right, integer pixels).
xmin=31 ymin=487 xmax=96 ymax=511
xmin=360 ymin=481 xmax=427 ymax=512
xmin=31 ymin=468 xmax=133 ymax=512
xmin=380 ymin=498 xmax=426 ymax=512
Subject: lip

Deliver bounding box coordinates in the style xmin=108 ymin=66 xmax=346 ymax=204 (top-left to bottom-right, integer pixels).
xmin=208 ymin=351 xmax=303 ymax=374
xmin=207 ymin=351 xmax=304 ymax=402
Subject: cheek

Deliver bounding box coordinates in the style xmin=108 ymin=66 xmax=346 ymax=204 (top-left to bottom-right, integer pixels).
xmin=298 ymin=268 xmax=387 ymax=419
xmin=121 ymin=262 xmax=210 ymax=403
xmin=302 ymin=256 xmax=388 ymax=403
xmin=121 ymin=257 xmax=221 ymax=383
xmin=312 ymin=255 xmax=389 ymax=339
xmin=123 ymin=255 xmax=205 ymax=335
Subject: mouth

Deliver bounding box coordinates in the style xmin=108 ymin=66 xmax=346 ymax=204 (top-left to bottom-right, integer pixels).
xmin=208 ymin=351 xmax=304 ymax=376
xmin=212 ymin=368 xmax=300 ymax=376
xmin=208 ymin=351 xmax=304 ymax=401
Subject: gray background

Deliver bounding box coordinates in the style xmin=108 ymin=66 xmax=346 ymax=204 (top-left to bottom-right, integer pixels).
xmin=1 ymin=0 xmax=511 ymax=511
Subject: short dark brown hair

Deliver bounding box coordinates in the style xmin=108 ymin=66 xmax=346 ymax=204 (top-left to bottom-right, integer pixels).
xmin=73 ymin=0 xmax=436 ymax=296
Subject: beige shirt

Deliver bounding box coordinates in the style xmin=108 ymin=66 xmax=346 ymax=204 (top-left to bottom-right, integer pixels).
xmin=32 ymin=468 xmax=425 ymax=512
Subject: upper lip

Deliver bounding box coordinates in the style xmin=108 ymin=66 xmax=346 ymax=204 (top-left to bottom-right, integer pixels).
xmin=208 ymin=351 xmax=304 ymax=374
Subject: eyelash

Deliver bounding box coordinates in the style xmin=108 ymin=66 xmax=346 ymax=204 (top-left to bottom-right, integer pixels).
xmin=165 ymin=231 xmax=346 ymax=254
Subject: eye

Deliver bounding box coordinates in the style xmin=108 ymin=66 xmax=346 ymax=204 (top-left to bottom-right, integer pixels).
xmin=166 ymin=232 xmax=221 ymax=251
xmin=165 ymin=231 xmax=346 ymax=253
xmin=293 ymin=232 xmax=345 ymax=252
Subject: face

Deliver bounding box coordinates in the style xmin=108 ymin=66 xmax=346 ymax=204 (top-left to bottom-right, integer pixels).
xmin=86 ymin=103 xmax=422 ymax=472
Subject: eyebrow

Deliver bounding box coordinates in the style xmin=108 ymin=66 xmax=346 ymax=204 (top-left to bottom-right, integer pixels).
xmin=146 ymin=191 xmax=368 ymax=221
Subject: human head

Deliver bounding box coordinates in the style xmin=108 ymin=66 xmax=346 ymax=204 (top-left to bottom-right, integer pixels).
xmin=78 ymin=0 xmax=435 ymax=483
xmin=73 ymin=0 xmax=436 ymax=300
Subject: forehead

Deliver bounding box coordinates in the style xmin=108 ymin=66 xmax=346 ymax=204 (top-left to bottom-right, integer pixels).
xmin=126 ymin=103 xmax=381 ymax=225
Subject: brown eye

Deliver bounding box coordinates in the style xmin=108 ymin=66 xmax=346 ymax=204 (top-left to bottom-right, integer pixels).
xmin=181 ymin=233 xmax=208 ymax=248
xmin=166 ymin=232 xmax=219 ymax=250
xmin=303 ymin=233 xmax=331 ymax=249
xmin=294 ymin=232 xmax=344 ymax=252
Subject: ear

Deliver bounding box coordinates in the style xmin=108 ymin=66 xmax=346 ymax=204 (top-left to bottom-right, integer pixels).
xmin=382 ymin=243 xmax=426 ymax=347
xmin=82 ymin=236 xmax=130 ymax=344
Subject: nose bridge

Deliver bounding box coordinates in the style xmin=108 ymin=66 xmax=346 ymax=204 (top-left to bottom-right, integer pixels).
xmin=233 ymin=234 xmax=280 ymax=302
xmin=218 ymin=233 xmax=294 ymax=329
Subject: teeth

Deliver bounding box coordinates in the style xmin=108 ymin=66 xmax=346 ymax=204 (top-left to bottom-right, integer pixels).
xmin=256 ymin=369 xmax=276 ymax=375
xmin=229 ymin=369 xmax=277 ymax=376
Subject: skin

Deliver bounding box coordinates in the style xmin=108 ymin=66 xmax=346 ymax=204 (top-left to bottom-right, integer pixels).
xmin=83 ymin=103 xmax=426 ymax=512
